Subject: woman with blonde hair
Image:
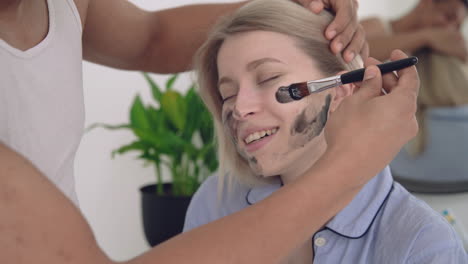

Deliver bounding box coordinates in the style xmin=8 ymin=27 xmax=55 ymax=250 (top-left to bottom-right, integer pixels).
xmin=184 ymin=0 xmax=467 ymax=263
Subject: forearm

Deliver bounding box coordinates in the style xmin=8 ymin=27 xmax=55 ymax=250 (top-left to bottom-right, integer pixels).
xmin=367 ymin=31 xmax=428 ymax=61
xmin=0 ymin=143 xmax=112 ymax=264
xmin=0 ymin=142 xmax=358 ymax=264
xmin=141 ymin=2 xmax=246 ymax=73
xmin=127 ymin=150 xmax=359 ymax=264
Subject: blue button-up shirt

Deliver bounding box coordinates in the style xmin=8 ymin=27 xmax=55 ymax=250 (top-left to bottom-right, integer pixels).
xmin=184 ymin=167 xmax=467 ymax=263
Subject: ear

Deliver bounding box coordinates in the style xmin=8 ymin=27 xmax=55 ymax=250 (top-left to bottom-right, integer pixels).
xmin=329 ymin=71 xmax=356 ymax=112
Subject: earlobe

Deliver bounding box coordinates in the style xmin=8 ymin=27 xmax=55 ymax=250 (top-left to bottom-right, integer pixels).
xmin=329 ymin=83 xmax=354 ymax=113
xmin=334 ymin=83 xmax=354 ymax=100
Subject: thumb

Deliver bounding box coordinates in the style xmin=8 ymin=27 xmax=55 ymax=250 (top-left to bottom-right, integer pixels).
xmin=355 ymin=66 xmax=382 ymax=100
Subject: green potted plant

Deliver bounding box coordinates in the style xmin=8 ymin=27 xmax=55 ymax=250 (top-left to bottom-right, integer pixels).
xmin=89 ymin=73 xmax=218 ymax=246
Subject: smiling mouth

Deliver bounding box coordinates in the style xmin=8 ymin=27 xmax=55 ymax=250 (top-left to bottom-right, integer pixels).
xmin=244 ymin=127 xmax=279 ymax=144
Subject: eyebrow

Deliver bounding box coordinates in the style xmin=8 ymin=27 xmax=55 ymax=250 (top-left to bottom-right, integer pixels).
xmin=246 ymin=57 xmax=285 ymax=71
xmin=218 ymin=76 xmax=234 ymax=88
xmin=217 ymin=57 xmax=285 ymax=87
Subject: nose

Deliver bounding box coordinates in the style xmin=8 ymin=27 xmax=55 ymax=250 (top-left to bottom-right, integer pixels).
xmin=232 ymin=84 xmax=262 ymax=120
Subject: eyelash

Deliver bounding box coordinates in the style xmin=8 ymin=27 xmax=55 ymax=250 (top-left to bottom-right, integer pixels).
xmin=222 ymin=95 xmax=235 ymax=103
xmin=258 ymin=75 xmax=280 ymax=85
xmin=221 ymin=75 xmax=281 ymax=103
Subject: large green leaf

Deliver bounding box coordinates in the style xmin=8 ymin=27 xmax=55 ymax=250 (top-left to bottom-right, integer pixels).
xmin=199 ymin=110 xmax=215 ymax=145
xmin=131 ymin=127 xmax=184 ymax=155
xmin=111 ymin=141 xmax=149 ymax=158
xmin=182 ymin=86 xmax=202 ymax=140
xmin=161 ymin=91 xmax=186 ymax=132
xmin=143 ymin=73 xmax=162 ymax=102
xmin=165 ymin=74 xmax=178 ymax=90
xmin=130 ymin=95 xmax=151 ymax=131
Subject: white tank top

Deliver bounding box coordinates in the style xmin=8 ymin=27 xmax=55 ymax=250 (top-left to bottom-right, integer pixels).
xmin=0 ymin=0 xmax=84 ymax=205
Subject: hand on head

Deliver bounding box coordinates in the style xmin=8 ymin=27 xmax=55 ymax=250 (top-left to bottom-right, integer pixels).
xmin=295 ymin=0 xmax=368 ymax=62
xmin=323 ymin=50 xmax=419 ymax=186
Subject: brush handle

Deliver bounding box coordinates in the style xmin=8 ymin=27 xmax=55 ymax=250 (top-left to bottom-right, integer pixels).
xmin=340 ymin=56 xmax=418 ymax=84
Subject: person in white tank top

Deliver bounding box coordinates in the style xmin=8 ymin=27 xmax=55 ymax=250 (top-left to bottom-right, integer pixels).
xmin=0 ymin=0 xmax=382 ymax=263
xmin=0 ymin=0 xmax=367 ymax=206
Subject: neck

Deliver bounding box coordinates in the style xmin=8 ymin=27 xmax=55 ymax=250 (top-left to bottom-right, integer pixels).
xmin=280 ymin=140 xmax=327 ymax=186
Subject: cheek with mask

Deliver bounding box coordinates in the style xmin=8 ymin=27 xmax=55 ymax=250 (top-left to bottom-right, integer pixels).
xmin=221 ymin=104 xmax=264 ymax=175
xmin=288 ymin=94 xmax=332 ymax=149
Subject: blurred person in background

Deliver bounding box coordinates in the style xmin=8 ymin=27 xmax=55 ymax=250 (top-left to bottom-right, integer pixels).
xmin=361 ymin=0 xmax=468 ymax=192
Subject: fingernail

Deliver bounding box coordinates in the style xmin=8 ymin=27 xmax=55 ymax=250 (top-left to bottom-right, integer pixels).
xmin=327 ymin=30 xmax=337 ymax=39
xmin=364 ymin=68 xmax=376 ymax=81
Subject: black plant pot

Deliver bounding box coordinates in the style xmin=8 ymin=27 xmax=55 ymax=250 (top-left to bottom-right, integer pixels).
xmin=140 ymin=183 xmax=192 ymax=246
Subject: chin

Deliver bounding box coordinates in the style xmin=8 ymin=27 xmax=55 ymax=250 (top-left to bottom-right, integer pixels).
xmin=248 ymin=161 xmax=283 ymax=178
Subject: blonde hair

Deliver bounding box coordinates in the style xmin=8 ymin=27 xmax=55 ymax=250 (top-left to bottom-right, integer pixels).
xmin=409 ymin=50 xmax=468 ymax=155
xmin=194 ymin=0 xmax=362 ymax=189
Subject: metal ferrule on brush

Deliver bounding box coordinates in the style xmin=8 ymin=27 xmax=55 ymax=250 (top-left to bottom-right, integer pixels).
xmin=289 ymin=75 xmax=342 ymax=100
xmin=306 ymin=75 xmax=343 ymax=94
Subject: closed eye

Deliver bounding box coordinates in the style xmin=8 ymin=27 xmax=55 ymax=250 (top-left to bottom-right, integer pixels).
xmin=258 ymin=75 xmax=280 ymax=85
xmin=222 ymin=94 xmax=236 ymax=103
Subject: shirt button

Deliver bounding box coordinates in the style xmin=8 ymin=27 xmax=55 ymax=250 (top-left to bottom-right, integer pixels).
xmin=314 ymin=237 xmax=327 ymax=247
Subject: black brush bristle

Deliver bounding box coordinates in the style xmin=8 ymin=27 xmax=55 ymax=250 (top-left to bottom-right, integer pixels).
xmin=289 ymin=82 xmax=309 ymax=100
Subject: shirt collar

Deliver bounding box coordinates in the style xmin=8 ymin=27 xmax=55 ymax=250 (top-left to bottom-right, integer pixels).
xmin=245 ymin=167 xmax=394 ymax=238
xmin=325 ymin=166 xmax=393 ymax=238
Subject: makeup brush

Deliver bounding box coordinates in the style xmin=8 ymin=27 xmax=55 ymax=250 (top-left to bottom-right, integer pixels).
xmin=275 ymin=56 xmax=418 ymax=103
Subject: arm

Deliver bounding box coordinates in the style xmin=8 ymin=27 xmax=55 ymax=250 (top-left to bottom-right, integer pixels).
xmin=82 ymin=0 xmax=368 ymax=73
xmin=361 ymin=17 xmax=468 ymax=61
xmin=360 ymin=18 xmax=429 ymax=61
xmin=82 ymin=0 xmax=245 ymax=73
xmin=0 ymin=142 xmax=355 ymax=264
xmin=0 ymin=50 xmax=420 ymax=264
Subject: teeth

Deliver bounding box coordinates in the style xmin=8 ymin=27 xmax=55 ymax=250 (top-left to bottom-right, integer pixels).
xmin=244 ymin=128 xmax=278 ymax=144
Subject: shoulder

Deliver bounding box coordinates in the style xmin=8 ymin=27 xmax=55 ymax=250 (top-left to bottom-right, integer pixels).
xmin=183 ymin=175 xmax=251 ymax=232
xmin=72 ymin=0 xmax=89 ymax=28
xmin=380 ymin=183 xmax=466 ymax=262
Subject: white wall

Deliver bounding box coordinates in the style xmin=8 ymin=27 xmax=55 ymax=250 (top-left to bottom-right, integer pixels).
xmin=75 ymin=0 xmax=468 ymax=261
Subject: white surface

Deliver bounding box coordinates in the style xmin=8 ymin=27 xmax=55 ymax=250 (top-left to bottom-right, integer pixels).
xmin=75 ymin=0 xmax=468 ymax=261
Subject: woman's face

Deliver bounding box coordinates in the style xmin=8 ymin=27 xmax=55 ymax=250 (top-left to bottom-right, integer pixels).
xmin=216 ymin=30 xmax=343 ymax=180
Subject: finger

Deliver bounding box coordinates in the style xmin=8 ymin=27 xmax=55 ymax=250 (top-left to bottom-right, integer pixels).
xmin=325 ymin=0 xmax=357 ymax=41
xmin=309 ymin=0 xmax=324 ymax=13
xmin=355 ymin=65 xmax=383 ymax=100
xmin=341 ymin=24 xmax=366 ymax=62
xmin=330 ymin=20 xmax=358 ymax=54
xmin=389 ymin=50 xmax=420 ymax=96
xmin=366 ymin=55 xmax=400 ymax=94
xmin=352 ymin=56 xmax=378 ymax=88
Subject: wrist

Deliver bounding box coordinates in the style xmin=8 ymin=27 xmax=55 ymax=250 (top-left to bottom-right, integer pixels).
xmin=306 ymin=146 xmax=364 ymax=195
xmin=298 ymin=150 xmax=361 ymax=218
